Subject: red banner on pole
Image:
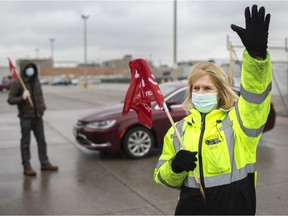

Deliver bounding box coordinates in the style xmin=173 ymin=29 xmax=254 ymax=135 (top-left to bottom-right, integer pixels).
xmin=122 ymin=59 xmax=164 ymax=129
xmin=8 ymin=58 xmax=18 ymax=80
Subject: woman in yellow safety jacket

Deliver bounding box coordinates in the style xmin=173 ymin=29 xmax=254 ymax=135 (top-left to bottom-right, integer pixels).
xmin=154 ymin=5 xmax=272 ymax=215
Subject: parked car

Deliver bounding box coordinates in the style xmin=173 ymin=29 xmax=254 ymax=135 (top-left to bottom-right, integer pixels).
xmin=40 ymin=78 xmax=50 ymax=85
xmin=71 ymin=78 xmax=79 ymax=85
xmin=0 ymin=76 xmax=13 ymax=91
xmin=52 ymin=77 xmax=71 ymax=85
xmin=73 ymin=81 xmax=276 ymax=159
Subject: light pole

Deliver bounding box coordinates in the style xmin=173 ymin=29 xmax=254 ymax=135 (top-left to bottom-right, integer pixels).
xmin=50 ymin=38 xmax=55 ymax=61
xmin=81 ymin=14 xmax=89 ymax=87
xmin=173 ymin=0 xmax=177 ymax=69
xmin=35 ymin=48 xmax=39 ymax=59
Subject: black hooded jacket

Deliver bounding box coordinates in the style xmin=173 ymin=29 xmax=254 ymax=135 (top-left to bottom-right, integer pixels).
xmin=7 ymin=63 xmax=46 ymax=118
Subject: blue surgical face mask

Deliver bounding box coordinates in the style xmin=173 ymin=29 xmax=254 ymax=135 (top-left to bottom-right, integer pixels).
xmin=25 ymin=68 xmax=35 ymax=77
xmin=191 ymin=93 xmax=218 ymax=114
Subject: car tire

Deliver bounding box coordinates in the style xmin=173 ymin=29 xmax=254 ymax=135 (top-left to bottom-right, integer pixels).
xmin=122 ymin=126 xmax=154 ymax=159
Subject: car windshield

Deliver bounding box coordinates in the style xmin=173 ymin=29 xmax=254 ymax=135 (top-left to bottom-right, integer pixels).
xmin=159 ymin=84 xmax=179 ymax=97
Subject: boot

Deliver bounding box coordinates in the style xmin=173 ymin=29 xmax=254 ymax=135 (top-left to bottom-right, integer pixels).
xmin=24 ymin=167 xmax=36 ymax=176
xmin=41 ymin=163 xmax=58 ymax=171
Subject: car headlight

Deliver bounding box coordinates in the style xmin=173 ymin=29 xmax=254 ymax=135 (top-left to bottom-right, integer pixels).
xmin=86 ymin=119 xmax=116 ymax=129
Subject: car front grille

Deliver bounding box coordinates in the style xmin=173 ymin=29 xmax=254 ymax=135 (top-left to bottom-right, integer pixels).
xmin=76 ymin=134 xmax=90 ymax=145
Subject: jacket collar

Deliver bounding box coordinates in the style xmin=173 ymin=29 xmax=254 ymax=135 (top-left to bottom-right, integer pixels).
xmin=184 ymin=108 xmax=228 ymax=127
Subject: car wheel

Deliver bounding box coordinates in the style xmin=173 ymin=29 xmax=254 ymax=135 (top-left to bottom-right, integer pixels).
xmin=122 ymin=126 xmax=154 ymax=159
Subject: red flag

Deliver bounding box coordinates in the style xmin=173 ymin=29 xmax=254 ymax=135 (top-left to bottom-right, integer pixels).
xmin=8 ymin=58 xmax=18 ymax=80
xmin=122 ymin=58 xmax=165 ymax=129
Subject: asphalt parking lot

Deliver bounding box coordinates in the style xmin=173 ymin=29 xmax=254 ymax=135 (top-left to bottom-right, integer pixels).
xmin=0 ymin=84 xmax=288 ymax=215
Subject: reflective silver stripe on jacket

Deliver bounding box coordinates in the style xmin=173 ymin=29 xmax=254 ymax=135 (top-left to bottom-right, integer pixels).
xmin=156 ymin=160 xmax=166 ymax=168
xmin=156 ymin=116 xmax=256 ymax=189
xmin=184 ymin=163 xmax=256 ymax=188
xmin=235 ymin=103 xmax=265 ymax=137
xmin=156 ymin=121 xmax=185 ymax=169
xmin=156 ymin=160 xmax=175 ymax=188
xmin=155 ymin=120 xmax=185 ymax=188
xmin=240 ymin=82 xmax=272 ymax=104
xmin=170 ymin=120 xmax=185 ymax=153
xmin=181 ymin=114 xmax=256 ymax=188
xmin=235 ymin=83 xmax=271 ymax=137
xmin=157 ymin=171 xmax=180 ymax=189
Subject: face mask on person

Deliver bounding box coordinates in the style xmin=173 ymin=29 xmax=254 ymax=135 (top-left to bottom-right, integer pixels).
xmin=25 ymin=68 xmax=35 ymax=77
xmin=191 ymin=93 xmax=218 ymax=114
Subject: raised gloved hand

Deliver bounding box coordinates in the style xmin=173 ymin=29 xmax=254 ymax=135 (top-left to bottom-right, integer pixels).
xmin=231 ymin=5 xmax=271 ymax=59
xmin=171 ymin=150 xmax=197 ymax=173
xmin=22 ymin=90 xmax=30 ymax=100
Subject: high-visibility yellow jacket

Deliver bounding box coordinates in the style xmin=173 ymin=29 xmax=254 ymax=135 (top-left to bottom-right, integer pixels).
xmin=154 ymin=50 xmax=272 ymax=214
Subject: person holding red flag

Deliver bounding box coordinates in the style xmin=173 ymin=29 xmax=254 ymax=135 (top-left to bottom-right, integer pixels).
xmin=7 ymin=62 xmax=58 ymax=176
xmin=154 ymin=5 xmax=272 ymax=215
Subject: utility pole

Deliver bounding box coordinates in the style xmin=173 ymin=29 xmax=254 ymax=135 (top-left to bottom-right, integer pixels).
xmin=81 ymin=14 xmax=89 ymax=87
xmin=35 ymin=48 xmax=39 ymax=59
xmin=173 ymin=0 xmax=177 ymax=69
xmin=50 ymin=38 xmax=55 ymax=61
xmin=228 ymin=41 xmax=233 ymax=86
xmin=286 ymin=37 xmax=288 ymax=94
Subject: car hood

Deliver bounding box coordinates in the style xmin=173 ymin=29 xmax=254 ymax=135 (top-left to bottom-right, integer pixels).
xmin=77 ymin=103 xmax=136 ymax=122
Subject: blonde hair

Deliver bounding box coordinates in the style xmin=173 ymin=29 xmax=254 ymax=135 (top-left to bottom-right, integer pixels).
xmin=183 ymin=61 xmax=239 ymax=114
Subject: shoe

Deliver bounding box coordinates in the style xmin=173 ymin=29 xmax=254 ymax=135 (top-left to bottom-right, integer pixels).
xmin=24 ymin=167 xmax=36 ymax=176
xmin=41 ymin=163 xmax=58 ymax=171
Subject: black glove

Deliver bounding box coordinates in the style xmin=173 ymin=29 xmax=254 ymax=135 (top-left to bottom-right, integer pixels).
xmin=231 ymin=5 xmax=271 ymax=59
xmin=171 ymin=150 xmax=197 ymax=173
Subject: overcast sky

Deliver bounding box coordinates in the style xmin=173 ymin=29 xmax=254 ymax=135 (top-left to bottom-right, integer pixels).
xmin=0 ymin=0 xmax=288 ymax=67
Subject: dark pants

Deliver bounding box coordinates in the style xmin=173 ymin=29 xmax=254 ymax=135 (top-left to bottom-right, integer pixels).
xmin=20 ymin=118 xmax=49 ymax=168
xmin=175 ymin=174 xmax=256 ymax=215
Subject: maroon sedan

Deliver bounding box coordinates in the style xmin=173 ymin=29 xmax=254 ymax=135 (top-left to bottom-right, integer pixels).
xmin=0 ymin=76 xmax=13 ymax=91
xmin=73 ymin=81 xmax=276 ymax=159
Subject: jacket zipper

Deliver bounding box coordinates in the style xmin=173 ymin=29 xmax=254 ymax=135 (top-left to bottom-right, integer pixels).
xmin=198 ymin=113 xmax=206 ymax=189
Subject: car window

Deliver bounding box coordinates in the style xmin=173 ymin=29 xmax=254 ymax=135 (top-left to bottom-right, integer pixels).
xmin=166 ymin=88 xmax=186 ymax=105
xmin=159 ymin=85 xmax=178 ymax=96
